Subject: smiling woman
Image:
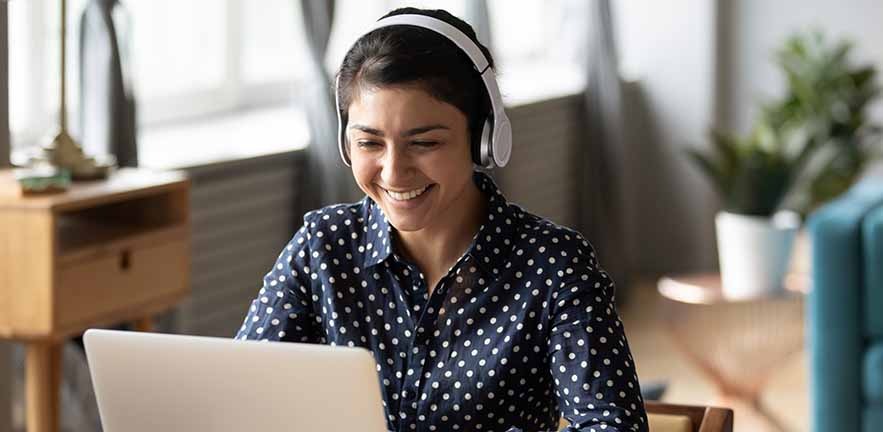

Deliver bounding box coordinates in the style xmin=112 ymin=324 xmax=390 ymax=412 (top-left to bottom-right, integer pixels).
xmin=347 ymin=85 xmax=483 ymax=293
xmin=235 ymin=7 xmax=649 ymax=432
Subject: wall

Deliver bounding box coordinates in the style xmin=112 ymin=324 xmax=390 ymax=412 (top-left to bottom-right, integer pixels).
xmin=614 ymin=0 xmax=721 ymax=276
xmin=609 ymin=0 xmax=883 ymax=277
xmin=723 ymin=0 xmax=883 ymax=134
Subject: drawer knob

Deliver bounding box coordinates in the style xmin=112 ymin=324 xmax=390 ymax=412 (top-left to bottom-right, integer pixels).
xmin=119 ymin=250 xmax=132 ymax=271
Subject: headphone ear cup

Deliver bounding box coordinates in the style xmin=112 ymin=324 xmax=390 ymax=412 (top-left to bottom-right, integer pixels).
xmin=479 ymin=118 xmax=493 ymax=168
xmin=491 ymin=117 xmax=512 ymax=168
xmin=335 ymin=74 xmax=352 ymax=167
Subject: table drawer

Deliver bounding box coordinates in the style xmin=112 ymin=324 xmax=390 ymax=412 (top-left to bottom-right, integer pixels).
xmin=55 ymin=239 xmax=189 ymax=329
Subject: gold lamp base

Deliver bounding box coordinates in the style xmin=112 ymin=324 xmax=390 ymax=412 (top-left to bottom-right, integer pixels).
xmin=42 ymin=129 xmax=116 ymax=181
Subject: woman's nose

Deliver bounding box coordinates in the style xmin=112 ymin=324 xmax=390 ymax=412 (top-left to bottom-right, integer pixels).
xmin=381 ymin=144 xmax=414 ymax=183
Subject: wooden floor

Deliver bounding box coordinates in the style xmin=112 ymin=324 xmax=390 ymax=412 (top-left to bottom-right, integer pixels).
xmin=621 ymin=281 xmax=808 ymax=432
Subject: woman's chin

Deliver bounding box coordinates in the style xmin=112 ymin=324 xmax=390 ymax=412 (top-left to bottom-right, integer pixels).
xmin=385 ymin=209 xmax=431 ymax=233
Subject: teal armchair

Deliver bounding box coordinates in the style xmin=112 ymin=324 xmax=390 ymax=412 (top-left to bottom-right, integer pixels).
xmin=808 ymin=175 xmax=883 ymax=432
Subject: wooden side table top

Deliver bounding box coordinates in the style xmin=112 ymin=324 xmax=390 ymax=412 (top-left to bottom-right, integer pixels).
xmin=657 ymin=272 xmax=810 ymax=305
xmin=0 ymin=167 xmax=188 ymax=211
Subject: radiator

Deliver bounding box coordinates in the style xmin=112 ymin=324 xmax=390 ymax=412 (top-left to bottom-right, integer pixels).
xmin=496 ymin=94 xmax=583 ymax=228
xmin=175 ymin=152 xmax=306 ymax=338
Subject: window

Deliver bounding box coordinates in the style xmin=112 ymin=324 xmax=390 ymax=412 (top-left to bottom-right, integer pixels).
xmin=325 ymin=0 xmax=469 ymax=74
xmin=8 ymin=0 xmax=588 ymax=164
xmin=9 ymin=0 xmax=86 ymax=151
xmin=9 ymin=0 xmax=306 ymax=155
xmin=327 ymin=0 xmax=587 ymax=105
xmin=488 ymin=0 xmax=587 ymax=104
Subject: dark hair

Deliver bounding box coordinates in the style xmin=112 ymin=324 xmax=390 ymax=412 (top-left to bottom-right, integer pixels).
xmin=336 ymin=7 xmax=495 ymax=161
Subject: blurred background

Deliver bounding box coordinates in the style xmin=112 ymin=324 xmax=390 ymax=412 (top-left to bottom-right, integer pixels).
xmin=3 ymin=1 xmax=883 ymax=431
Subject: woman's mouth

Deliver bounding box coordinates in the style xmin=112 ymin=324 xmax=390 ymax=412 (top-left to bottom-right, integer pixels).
xmin=382 ymin=183 xmax=435 ymax=210
xmin=383 ymin=184 xmax=433 ymax=201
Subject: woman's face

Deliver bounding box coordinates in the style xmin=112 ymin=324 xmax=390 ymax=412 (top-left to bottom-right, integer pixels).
xmin=347 ymin=84 xmax=476 ymax=233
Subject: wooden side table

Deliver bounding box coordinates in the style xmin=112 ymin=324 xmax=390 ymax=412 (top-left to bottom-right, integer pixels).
xmin=0 ymin=168 xmax=191 ymax=432
xmin=656 ymin=273 xmax=808 ymax=432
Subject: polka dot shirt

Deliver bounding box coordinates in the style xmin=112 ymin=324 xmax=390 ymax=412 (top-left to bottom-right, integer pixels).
xmin=236 ymin=171 xmax=648 ymax=432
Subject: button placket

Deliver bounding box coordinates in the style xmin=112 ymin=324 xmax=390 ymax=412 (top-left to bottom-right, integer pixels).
xmin=397 ymin=260 xmax=429 ymax=429
xmin=396 ymin=245 xmax=473 ymax=429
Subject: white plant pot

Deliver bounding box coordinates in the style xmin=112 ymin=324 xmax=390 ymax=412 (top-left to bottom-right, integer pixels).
xmin=715 ymin=211 xmax=801 ymax=300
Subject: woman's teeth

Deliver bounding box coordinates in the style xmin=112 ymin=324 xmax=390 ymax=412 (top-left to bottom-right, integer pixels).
xmin=385 ymin=185 xmax=430 ymax=201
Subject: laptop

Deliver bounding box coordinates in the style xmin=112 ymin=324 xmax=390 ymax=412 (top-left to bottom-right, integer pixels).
xmin=83 ymin=329 xmax=389 ymax=432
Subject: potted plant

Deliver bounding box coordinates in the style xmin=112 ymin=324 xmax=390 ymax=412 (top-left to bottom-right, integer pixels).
xmin=688 ymin=31 xmax=882 ymax=299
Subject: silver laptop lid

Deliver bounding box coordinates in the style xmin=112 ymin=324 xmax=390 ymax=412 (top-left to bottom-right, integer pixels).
xmin=84 ymin=329 xmax=388 ymax=432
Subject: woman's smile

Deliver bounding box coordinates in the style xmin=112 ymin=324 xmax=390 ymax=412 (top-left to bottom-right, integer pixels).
xmin=381 ymin=184 xmax=436 ymax=208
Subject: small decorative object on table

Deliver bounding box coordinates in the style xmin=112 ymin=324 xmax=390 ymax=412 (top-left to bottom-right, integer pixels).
xmin=687 ymin=31 xmax=882 ymax=299
xmin=40 ymin=128 xmax=115 ymax=180
xmin=13 ymin=166 xmax=71 ymax=194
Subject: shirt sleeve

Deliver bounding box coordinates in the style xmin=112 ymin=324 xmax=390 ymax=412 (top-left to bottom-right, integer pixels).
xmin=548 ymin=242 xmax=649 ymax=432
xmin=235 ymin=221 xmax=322 ymax=343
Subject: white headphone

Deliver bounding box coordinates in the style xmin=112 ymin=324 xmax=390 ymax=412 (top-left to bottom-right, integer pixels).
xmin=335 ymin=14 xmax=512 ymax=169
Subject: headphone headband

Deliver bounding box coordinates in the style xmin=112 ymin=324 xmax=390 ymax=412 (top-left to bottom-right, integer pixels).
xmin=336 ymin=13 xmax=512 ymax=169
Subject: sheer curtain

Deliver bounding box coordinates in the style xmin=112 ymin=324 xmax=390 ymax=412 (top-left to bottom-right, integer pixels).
xmin=465 ymin=0 xmax=493 ymax=53
xmin=581 ymin=0 xmax=629 ymax=293
xmin=299 ymin=0 xmax=362 ymax=209
xmin=79 ymin=0 xmax=138 ymax=167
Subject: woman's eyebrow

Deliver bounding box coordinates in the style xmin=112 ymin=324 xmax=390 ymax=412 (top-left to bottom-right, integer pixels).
xmin=348 ymin=124 xmax=449 ymax=137
xmin=402 ymin=124 xmax=449 ymax=137
xmin=349 ymin=124 xmax=384 ymax=136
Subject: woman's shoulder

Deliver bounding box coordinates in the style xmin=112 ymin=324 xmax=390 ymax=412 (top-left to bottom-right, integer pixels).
xmin=301 ymin=199 xmax=367 ymax=229
xmin=290 ymin=198 xmax=373 ymax=251
xmin=507 ymin=202 xmax=600 ymax=268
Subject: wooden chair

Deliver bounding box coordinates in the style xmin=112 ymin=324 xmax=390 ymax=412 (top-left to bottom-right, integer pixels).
xmin=645 ymin=402 xmax=734 ymax=432
xmin=559 ymin=402 xmax=734 ymax=432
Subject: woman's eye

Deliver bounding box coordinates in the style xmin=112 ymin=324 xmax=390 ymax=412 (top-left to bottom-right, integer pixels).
xmin=356 ymin=140 xmax=381 ymax=149
xmin=411 ymin=141 xmax=438 ymax=148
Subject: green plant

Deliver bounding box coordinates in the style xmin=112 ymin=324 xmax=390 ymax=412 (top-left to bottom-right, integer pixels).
xmin=688 ymin=31 xmax=882 ymax=217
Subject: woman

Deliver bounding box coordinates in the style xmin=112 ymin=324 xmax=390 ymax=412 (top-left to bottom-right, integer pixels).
xmin=237 ymin=7 xmax=648 ymax=432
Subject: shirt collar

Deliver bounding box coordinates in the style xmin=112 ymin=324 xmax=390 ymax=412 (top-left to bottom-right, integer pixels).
xmin=361 ymin=196 xmax=394 ymax=268
xmin=362 ymin=171 xmax=519 ymax=278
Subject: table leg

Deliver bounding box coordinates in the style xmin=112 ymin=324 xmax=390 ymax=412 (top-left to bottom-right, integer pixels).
xmin=750 ymin=397 xmax=790 ymax=432
xmin=133 ymin=317 xmax=154 ymax=332
xmin=25 ymin=342 xmax=61 ymax=432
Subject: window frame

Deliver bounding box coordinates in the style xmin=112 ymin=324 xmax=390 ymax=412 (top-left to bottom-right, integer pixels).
xmin=2 ymin=0 xmax=11 ymax=167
